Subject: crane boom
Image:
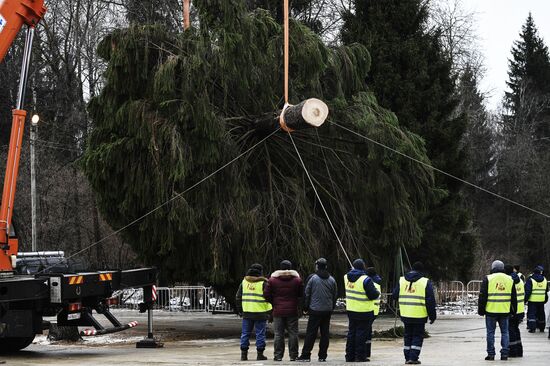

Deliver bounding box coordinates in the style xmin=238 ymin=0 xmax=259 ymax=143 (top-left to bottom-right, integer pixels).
xmin=0 ymin=0 xmax=46 ymax=271
xmin=0 ymin=0 xmax=45 ymax=62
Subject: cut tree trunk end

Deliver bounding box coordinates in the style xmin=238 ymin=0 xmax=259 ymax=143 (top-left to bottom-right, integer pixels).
xmin=256 ymin=98 xmax=329 ymax=131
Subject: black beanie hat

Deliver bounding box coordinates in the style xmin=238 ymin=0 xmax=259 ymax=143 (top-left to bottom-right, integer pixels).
xmin=353 ymin=259 xmax=366 ymax=270
xmin=315 ymin=258 xmax=327 ymax=269
xmin=247 ymin=263 xmax=263 ymax=276
xmin=280 ymin=260 xmax=292 ymax=270
xmin=412 ymin=261 xmax=424 ymax=272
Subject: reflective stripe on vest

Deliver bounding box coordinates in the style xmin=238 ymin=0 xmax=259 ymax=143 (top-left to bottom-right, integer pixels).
xmin=373 ymin=282 xmax=381 ymax=316
xmin=528 ymin=278 xmax=547 ymax=303
xmin=516 ymin=279 xmax=525 ymax=314
xmin=398 ymin=277 xmax=428 ymax=318
xmin=345 ymin=275 xmax=375 ymax=313
xmin=486 ymin=273 xmax=513 ymax=314
xmin=242 ymin=279 xmax=272 ymax=313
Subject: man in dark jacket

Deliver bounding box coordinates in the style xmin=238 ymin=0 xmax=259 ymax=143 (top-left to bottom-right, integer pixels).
xmin=296 ymin=258 xmax=338 ymax=362
xmin=344 ymin=259 xmax=380 ymax=362
xmin=392 ymin=261 xmax=436 ymax=365
xmin=236 ymin=263 xmax=272 ymax=361
xmin=478 ymin=260 xmax=517 ymax=361
xmin=365 ymin=267 xmax=382 ymax=360
xmin=264 ymin=260 xmax=303 ymax=361
xmin=525 ymin=265 xmax=548 ymax=333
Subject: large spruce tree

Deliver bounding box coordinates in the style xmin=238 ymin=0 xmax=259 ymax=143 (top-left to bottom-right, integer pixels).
xmin=82 ymin=1 xmax=437 ymax=294
xmin=341 ymin=0 xmax=473 ymax=280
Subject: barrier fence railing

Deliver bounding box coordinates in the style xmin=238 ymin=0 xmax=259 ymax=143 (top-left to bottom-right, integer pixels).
xmin=112 ymin=281 xmax=483 ymax=314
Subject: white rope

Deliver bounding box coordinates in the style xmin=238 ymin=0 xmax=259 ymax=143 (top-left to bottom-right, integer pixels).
xmin=287 ymin=132 xmax=353 ymax=267
xmin=38 ymin=129 xmax=280 ymax=274
xmin=330 ymin=120 xmax=550 ymax=220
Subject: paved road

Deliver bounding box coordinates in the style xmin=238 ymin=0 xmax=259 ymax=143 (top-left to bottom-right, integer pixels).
xmin=2 ymin=312 xmax=549 ymax=365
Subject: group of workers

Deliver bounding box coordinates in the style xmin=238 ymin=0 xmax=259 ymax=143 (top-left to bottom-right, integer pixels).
xmin=478 ymin=261 xmax=549 ymax=360
xmin=235 ymin=258 xmax=550 ymax=364
xmin=235 ymin=258 xmax=436 ymax=364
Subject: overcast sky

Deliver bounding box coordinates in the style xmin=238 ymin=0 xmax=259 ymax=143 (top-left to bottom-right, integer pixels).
xmin=460 ymin=0 xmax=550 ymax=111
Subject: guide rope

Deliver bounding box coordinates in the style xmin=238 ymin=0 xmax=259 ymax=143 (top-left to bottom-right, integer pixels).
xmin=330 ymin=120 xmax=550 ymax=220
xmin=287 ymin=132 xmax=353 ymax=268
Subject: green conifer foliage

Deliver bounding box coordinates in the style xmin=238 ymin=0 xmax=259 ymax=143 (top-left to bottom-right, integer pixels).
xmin=82 ymin=1 xmax=435 ymax=293
xmin=342 ymin=0 xmax=473 ymax=280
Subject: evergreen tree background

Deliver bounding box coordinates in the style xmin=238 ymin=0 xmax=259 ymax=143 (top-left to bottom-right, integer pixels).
xmin=341 ymin=0 xmax=474 ymax=280
xmin=81 ymin=1 xmax=437 ymax=294
xmin=490 ymin=14 xmax=550 ymax=267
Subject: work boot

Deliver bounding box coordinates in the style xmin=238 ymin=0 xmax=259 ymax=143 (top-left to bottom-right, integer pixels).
xmin=257 ymin=350 xmax=267 ymax=361
xmin=484 ymin=355 xmax=494 ymax=361
xmin=295 ymin=355 xmax=310 ymax=362
xmin=240 ymin=350 xmax=248 ymax=361
xmin=501 ymin=356 xmax=508 ymax=361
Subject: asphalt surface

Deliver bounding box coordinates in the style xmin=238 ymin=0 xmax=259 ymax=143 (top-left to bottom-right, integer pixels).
xmin=1 ymin=311 xmax=549 ymax=365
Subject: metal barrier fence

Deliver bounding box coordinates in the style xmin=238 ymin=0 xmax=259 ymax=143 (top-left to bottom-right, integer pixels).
xmin=113 ymin=286 xmax=234 ymax=313
xmin=113 ymin=281 xmax=482 ymax=315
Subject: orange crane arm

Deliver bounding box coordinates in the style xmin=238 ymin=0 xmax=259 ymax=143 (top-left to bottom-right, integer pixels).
xmin=0 ymin=0 xmax=45 ymax=62
xmin=0 ymin=0 xmax=46 ymax=271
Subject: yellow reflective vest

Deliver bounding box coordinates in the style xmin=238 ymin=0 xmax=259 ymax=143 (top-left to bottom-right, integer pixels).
xmin=373 ymin=282 xmax=381 ymax=316
xmin=345 ymin=275 xmax=376 ymax=313
xmin=516 ymin=279 xmax=525 ymax=314
xmin=398 ymin=277 xmax=428 ymax=318
xmin=528 ymin=277 xmax=548 ymax=303
xmin=486 ymin=273 xmax=513 ymax=314
xmin=241 ymin=279 xmax=272 ymax=313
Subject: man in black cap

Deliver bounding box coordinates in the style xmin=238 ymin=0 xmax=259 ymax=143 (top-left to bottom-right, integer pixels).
xmin=296 ymin=258 xmax=338 ymax=362
xmin=392 ymin=261 xmax=436 ymax=365
xmin=525 ymin=265 xmax=548 ymax=333
xmin=344 ymin=259 xmax=380 ymax=362
xmin=264 ymin=260 xmax=303 ymax=361
xmin=236 ymin=263 xmax=272 ymax=361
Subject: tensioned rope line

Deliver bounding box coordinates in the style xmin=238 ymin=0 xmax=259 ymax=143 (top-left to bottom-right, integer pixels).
xmin=287 ymin=132 xmax=353 ymax=267
xmin=37 ymin=129 xmax=280 ymax=274
xmin=330 ymin=120 xmax=550 ymax=220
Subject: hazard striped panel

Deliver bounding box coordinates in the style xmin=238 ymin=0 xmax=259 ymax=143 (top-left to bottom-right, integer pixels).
xmin=81 ymin=329 xmax=96 ymax=336
xmin=128 ymin=321 xmax=139 ymax=328
xmin=152 ymin=285 xmax=158 ymax=302
xmin=68 ymin=276 xmax=84 ymax=285
xmin=99 ymin=273 xmax=113 ymax=282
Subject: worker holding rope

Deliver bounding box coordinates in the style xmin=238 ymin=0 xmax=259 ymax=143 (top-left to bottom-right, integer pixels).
xmin=344 ymin=259 xmax=380 ymax=362
xmin=392 ymin=261 xmax=437 ymax=365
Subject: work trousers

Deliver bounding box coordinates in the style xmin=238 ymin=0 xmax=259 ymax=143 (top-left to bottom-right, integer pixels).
xmin=240 ymin=318 xmax=267 ymax=351
xmin=403 ymin=322 xmax=425 ymax=362
xmin=365 ymin=316 xmax=376 ymax=358
xmin=300 ymin=311 xmax=332 ymax=360
xmin=345 ymin=313 xmax=373 ymax=362
xmin=486 ymin=315 xmax=509 ymax=357
xmin=273 ymin=316 xmax=299 ymax=360
xmin=509 ymin=314 xmax=523 ymax=357
xmin=527 ymin=302 xmax=546 ymax=331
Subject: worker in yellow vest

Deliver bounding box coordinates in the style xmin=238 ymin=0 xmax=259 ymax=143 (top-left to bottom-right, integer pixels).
xmin=365 ymin=267 xmax=382 ymax=360
xmin=344 ymin=259 xmax=380 ymax=362
xmin=235 ymin=263 xmax=272 ymax=361
xmin=505 ymin=265 xmax=524 ymax=357
xmin=478 ymin=260 xmax=517 ymax=361
xmin=392 ymin=261 xmax=436 ymax=365
xmin=525 ymin=265 xmax=548 ymax=333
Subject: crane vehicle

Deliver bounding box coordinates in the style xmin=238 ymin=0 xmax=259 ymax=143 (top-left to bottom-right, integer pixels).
xmin=0 ymin=0 xmax=159 ymax=352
